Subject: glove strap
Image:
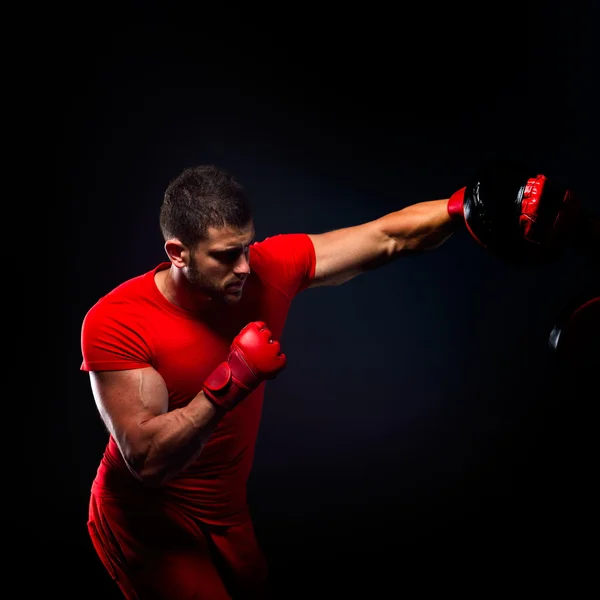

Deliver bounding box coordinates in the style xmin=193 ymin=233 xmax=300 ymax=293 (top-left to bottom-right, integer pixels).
xmin=202 ymin=351 xmax=261 ymax=411
xmin=447 ymin=187 xmax=466 ymax=223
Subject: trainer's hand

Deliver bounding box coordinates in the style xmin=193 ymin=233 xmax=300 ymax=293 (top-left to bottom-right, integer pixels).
xmin=203 ymin=321 xmax=287 ymax=410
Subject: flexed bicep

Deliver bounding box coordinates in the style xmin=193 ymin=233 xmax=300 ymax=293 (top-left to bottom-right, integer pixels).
xmin=89 ymin=367 xmax=169 ymax=478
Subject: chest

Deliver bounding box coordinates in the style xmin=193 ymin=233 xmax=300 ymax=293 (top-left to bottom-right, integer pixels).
xmin=150 ymin=282 xmax=291 ymax=405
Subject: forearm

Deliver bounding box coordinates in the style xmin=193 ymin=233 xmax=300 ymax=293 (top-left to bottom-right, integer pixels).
xmin=308 ymin=198 xmax=458 ymax=287
xmin=379 ymin=199 xmax=456 ymax=255
xmin=131 ymin=393 xmax=224 ymax=486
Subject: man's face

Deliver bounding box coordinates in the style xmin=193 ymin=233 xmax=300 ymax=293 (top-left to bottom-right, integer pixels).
xmin=186 ymin=222 xmax=255 ymax=305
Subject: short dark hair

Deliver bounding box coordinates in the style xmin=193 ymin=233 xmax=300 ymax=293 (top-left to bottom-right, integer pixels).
xmin=159 ymin=165 xmax=252 ymax=248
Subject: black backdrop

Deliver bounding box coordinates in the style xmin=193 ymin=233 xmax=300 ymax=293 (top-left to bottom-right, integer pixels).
xmin=50 ymin=1 xmax=598 ymax=597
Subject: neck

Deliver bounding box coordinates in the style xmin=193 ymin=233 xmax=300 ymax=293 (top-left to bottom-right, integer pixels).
xmin=157 ymin=266 xmax=214 ymax=312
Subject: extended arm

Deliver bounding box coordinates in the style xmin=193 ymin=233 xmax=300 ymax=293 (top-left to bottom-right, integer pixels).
xmin=307 ymin=178 xmax=599 ymax=288
xmin=308 ymin=198 xmax=454 ymax=287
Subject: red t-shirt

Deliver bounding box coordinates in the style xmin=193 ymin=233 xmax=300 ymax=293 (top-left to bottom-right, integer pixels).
xmin=80 ymin=233 xmax=316 ymax=525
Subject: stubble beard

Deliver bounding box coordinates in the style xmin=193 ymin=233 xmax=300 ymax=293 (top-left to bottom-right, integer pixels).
xmin=187 ymin=257 xmax=241 ymax=306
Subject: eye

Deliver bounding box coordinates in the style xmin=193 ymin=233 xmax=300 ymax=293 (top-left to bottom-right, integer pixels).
xmin=213 ymin=249 xmax=242 ymax=263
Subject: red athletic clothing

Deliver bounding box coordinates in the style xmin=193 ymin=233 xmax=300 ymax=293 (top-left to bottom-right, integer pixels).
xmin=80 ymin=233 xmax=315 ymax=598
xmin=81 ymin=233 xmax=315 ymax=525
xmin=88 ymin=492 xmax=268 ymax=599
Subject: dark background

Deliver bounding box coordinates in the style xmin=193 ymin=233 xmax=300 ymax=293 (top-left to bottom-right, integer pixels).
xmin=50 ymin=1 xmax=598 ymax=597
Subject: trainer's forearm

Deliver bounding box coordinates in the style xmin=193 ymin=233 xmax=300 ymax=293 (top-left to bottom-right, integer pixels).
xmin=379 ymin=198 xmax=456 ymax=254
xmin=133 ymin=393 xmax=224 ymax=486
xmin=573 ymin=212 xmax=600 ymax=257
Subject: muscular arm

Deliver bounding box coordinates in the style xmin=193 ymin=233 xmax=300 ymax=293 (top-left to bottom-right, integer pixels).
xmin=308 ymin=198 xmax=454 ymax=287
xmin=90 ymin=367 xmax=225 ymax=487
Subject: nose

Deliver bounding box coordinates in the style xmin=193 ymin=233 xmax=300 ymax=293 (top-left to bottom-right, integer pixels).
xmin=233 ymin=253 xmax=250 ymax=276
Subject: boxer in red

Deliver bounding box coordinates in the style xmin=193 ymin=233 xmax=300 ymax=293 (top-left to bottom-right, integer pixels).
xmin=80 ymin=163 xmax=593 ymax=599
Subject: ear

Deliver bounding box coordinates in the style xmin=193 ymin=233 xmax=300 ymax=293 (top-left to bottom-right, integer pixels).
xmin=164 ymin=238 xmax=189 ymax=268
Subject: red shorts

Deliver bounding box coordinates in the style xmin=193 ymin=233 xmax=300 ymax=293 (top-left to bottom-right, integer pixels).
xmin=87 ymin=491 xmax=268 ymax=599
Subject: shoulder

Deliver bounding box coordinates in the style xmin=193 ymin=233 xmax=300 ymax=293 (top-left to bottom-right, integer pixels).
xmin=248 ymin=234 xmax=316 ymax=297
xmin=250 ymin=233 xmax=314 ymax=262
xmin=82 ymin=264 xmax=164 ymax=330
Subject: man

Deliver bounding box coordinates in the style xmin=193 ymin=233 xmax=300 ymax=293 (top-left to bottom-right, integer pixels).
xmin=80 ymin=164 xmax=584 ymax=599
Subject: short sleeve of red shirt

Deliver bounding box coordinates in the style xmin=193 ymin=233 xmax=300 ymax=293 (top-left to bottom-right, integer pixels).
xmin=80 ymin=298 xmax=153 ymax=373
xmin=250 ymin=233 xmax=316 ymax=300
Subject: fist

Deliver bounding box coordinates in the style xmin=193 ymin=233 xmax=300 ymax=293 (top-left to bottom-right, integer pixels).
xmin=233 ymin=321 xmax=286 ymax=378
xmin=449 ymin=161 xmax=582 ymax=265
xmin=203 ymin=321 xmax=286 ymax=410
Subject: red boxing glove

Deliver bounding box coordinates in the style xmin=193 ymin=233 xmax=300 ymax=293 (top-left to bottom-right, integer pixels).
xmin=446 ymin=164 xmax=583 ymax=264
xmin=203 ymin=321 xmax=287 ymax=410
xmin=447 ymin=186 xmax=486 ymax=248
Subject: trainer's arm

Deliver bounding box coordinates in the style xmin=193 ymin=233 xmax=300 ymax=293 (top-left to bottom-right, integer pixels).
xmin=308 ymin=198 xmax=454 ymax=287
xmin=89 ymin=367 xmax=224 ymax=487
xmin=574 ymin=212 xmax=600 ymax=257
